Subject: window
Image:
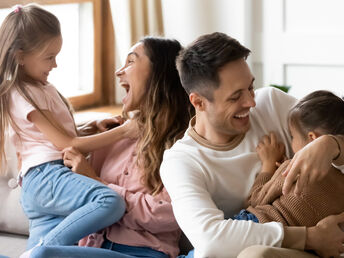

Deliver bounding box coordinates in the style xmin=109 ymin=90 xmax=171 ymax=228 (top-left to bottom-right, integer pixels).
xmin=0 ymin=0 xmax=115 ymax=110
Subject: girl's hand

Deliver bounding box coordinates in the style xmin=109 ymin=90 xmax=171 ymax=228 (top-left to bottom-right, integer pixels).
xmin=62 ymin=147 xmax=98 ymax=180
xmin=256 ymin=132 xmax=285 ymax=173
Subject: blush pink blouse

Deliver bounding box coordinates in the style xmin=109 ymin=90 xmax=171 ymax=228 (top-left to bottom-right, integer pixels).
xmin=79 ymin=138 xmax=181 ymax=257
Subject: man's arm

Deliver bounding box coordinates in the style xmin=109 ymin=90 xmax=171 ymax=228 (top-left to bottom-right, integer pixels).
xmin=283 ymin=134 xmax=344 ymax=195
xmin=305 ymin=212 xmax=344 ymax=258
xmin=160 ymin=154 xmax=286 ymax=257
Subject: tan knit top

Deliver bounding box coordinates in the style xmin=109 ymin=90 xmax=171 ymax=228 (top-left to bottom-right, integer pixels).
xmin=247 ymin=160 xmax=344 ymax=226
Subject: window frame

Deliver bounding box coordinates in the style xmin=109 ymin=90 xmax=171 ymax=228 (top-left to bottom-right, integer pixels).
xmin=0 ymin=0 xmax=115 ymax=110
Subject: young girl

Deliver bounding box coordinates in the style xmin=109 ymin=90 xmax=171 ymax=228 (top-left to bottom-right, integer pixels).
xmin=234 ymin=90 xmax=344 ymax=227
xmin=0 ymin=4 xmax=135 ymax=255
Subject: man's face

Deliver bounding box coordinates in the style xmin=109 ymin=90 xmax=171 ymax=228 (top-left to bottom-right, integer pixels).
xmin=203 ymin=58 xmax=256 ymax=141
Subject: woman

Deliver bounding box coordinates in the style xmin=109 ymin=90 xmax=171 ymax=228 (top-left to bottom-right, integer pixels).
xmin=29 ymin=36 xmax=194 ymax=258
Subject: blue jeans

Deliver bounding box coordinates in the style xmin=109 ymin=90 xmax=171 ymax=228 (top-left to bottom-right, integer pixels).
xmin=30 ymin=238 xmax=168 ymax=258
xmin=20 ymin=160 xmax=125 ymax=249
xmin=233 ymin=209 xmax=259 ymax=223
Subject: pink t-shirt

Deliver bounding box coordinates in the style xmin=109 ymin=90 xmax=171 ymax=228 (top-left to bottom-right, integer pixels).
xmin=8 ymin=83 xmax=77 ymax=175
xmin=80 ymin=138 xmax=181 ymax=257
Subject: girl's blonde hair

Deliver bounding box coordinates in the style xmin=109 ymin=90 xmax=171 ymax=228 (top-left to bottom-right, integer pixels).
xmin=134 ymin=37 xmax=194 ymax=195
xmin=0 ymin=4 xmax=64 ymax=170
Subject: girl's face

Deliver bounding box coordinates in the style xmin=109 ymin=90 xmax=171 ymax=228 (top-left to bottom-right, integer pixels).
xmin=289 ymin=123 xmax=309 ymax=153
xmin=21 ymin=36 xmax=62 ymax=84
xmin=115 ymin=42 xmax=151 ymax=112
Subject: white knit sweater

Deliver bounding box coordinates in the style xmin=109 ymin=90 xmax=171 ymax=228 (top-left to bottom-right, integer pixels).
xmin=160 ymin=87 xmax=303 ymax=258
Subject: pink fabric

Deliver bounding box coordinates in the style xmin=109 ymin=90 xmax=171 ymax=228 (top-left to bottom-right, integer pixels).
xmin=80 ymin=138 xmax=181 ymax=257
xmin=8 ymin=83 xmax=77 ymax=175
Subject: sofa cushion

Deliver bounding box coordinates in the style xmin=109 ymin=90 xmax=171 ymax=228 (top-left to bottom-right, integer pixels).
xmin=0 ymin=138 xmax=29 ymax=235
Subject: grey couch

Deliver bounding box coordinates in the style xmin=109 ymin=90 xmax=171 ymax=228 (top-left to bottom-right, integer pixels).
xmin=0 ymin=139 xmax=28 ymax=258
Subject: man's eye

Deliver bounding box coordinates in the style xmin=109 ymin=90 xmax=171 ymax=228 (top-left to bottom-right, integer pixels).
xmin=228 ymin=96 xmax=240 ymax=102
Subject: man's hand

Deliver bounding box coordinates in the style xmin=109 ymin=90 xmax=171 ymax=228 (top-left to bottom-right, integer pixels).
xmin=282 ymin=135 xmax=339 ymax=195
xmin=305 ymin=212 xmax=344 ymax=258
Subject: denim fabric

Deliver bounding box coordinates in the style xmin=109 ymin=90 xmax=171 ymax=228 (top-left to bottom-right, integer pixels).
xmin=233 ymin=209 xmax=259 ymax=223
xmin=30 ymin=246 xmax=133 ymax=258
xmin=101 ymin=238 xmax=168 ymax=258
xmin=30 ymin=240 xmax=168 ymax=258
xmin=20 ymin=160 xmax=125 ymax=249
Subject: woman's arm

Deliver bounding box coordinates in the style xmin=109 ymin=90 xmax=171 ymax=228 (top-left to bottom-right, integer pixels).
xmin=282 ymin=134 xmax=344 ymax=195
xmin=28 ymin=110 xmax=137 ymax=153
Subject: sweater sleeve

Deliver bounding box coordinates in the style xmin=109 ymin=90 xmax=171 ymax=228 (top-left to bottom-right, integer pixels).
xmin=248 ymin=160 xmax=291 ymax=206
xmin=161 ymin=154 xmax=285 ymax=258
xmin=108 ymin=184 xmax=179 ymax=234
xmin=247 ymin=172 xmax=273 ymax=207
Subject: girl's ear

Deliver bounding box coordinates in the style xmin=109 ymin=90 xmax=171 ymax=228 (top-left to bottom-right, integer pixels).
xmin=189 ymin=92 xmax=206 ymax=111
xmin=307 ymin=131 xmax=320 ymax=141
xmin=16 ymin=50 xmax=25 ymax=65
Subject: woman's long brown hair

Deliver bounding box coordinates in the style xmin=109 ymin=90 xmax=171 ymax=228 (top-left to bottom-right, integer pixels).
xmin=135 ymin=37 xmax=194 ymax=195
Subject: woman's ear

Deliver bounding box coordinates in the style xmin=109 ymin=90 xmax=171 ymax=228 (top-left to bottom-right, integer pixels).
xmin=189 ymin=92 xmax=206 ymax=111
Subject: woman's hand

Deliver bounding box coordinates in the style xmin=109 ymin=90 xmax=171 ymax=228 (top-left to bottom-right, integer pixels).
xmin=305 ymin=212 xmax=344 ymax=258
xmin=62 ymin=147 xmax=99 ymax=180
xmin=77 ymin=115 xmax=125 ymax=136
xmin=282 ymin=135 xmax=340 ymax=195
xmin=256 ymin=132 xmax=285 ymax=173
xmin=96 ymin=116 xmax=125 ymax=132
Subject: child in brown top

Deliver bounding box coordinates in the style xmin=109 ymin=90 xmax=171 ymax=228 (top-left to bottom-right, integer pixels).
xmin=234 ymin=90 xmax=344 ymax=226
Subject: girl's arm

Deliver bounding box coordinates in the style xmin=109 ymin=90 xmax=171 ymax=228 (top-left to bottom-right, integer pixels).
xmin=256 ymin=132 xmax=285 ymax=174
xmin=77 ymin=115 xmax=125 ymax=136
xmin=28 ymin=110 xmax=137 ymax=153
xmin=247 ymin=132 xmax=285 ymax=206
xmin=247 ymin=161 xmax=290 ymax=207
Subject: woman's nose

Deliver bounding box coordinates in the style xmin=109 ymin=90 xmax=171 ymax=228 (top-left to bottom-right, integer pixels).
xmin=115 ymin=66 xmax=124 ymax=77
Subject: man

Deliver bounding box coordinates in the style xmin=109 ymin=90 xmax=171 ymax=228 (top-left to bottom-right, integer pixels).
xmin=160 ymin=32 xmax=344 ymax=258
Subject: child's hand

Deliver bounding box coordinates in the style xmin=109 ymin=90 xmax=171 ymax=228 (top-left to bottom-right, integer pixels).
xmin=256 ymin=132 xmax=285 ymax=173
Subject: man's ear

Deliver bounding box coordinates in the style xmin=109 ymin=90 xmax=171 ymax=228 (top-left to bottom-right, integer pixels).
xmin=307 ymin=131 xmax=320 ymax=141
xmin=189 ymin=92 xmax=206 ymax=111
